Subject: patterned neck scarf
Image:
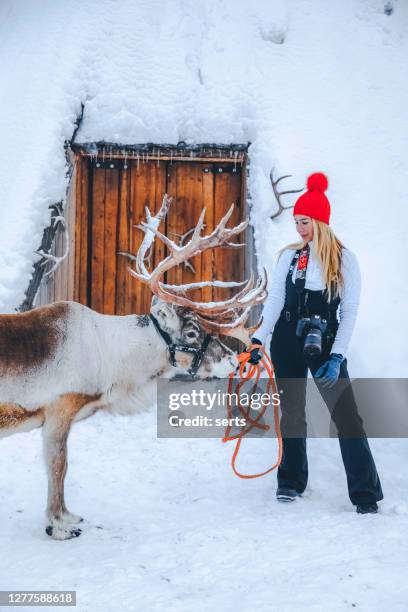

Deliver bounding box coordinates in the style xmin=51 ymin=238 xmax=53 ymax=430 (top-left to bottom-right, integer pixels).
xmin=294 ymin=242 xmax=310 ymax=289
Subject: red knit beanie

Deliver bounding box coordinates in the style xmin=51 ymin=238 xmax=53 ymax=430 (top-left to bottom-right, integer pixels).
xmin=293 ymin=172 xmax=331 ymax=224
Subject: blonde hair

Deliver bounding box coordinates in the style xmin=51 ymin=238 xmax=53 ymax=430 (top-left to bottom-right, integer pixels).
xmin=278 ymin=219 xmax=345 ymax=301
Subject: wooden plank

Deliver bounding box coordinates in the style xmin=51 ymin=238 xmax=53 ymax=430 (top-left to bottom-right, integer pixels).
xmin=77 ymin=157 xmax=89 ymax=305
xmin=90 ymin=166 xmax=105 ymax=313
xmin=201 ymin=166 xmax=215 ymax=302
xmin=165 ymin=163 xmax=181 ymax=289
xmin=128 ymin=160 xmax=137 ymax=314
xmin=230 ymin=166 xmax=245 ymax=289
xmin=213 ymin=165 xmax=244 ymax=303
xmin=183 ymin=164 xmax=204 ymax=302
xmin=103 ymin=167 xmax=119 ymax=314
xmin=73 ymin=159 xmax=82 ymax=302
xmin=129 ymin=159 xmax=147 ymax=314
xmin=116 ymin=165 xmax=131 ymax=315
xmin=66 ymin=164 xmax=76 ymax=302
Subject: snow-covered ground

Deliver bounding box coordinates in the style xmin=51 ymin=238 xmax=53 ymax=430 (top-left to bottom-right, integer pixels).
xmin=1 ymin=413 xmax=408 ymax=612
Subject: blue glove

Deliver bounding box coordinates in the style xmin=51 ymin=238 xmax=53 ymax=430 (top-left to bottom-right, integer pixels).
xmin=314 ymin=353 xmax=344 ymax=388
xmin=248 ymin=337 xmax=263 ymax=365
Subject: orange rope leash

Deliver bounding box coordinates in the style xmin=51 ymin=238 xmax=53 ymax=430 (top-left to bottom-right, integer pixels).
xmin=222 ymin=344 xmax=283 ymax=479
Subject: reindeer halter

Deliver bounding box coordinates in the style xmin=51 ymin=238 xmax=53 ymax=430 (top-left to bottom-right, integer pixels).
xmin=148 ymin=312 xmax=212 ymax=378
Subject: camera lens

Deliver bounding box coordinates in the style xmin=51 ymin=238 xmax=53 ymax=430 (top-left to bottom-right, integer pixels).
xmin=303 ymin=328 xmax=322 ymax=357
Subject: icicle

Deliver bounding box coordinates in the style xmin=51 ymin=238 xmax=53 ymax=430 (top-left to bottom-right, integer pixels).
xmin=124 ymin=149 xmax=128 ymax=170
xmin=137 ymin=152 xmax=140 ymax=170
xmin=157 ymin=148 xmax=160 ymax=167
xmin=233 ymin=150 xmax=238 ymax=170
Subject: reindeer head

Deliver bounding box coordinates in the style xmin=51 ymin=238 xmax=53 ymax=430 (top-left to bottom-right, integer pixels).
xmin=121 ymin=195 xmax=267 ymax=379
xmin=150 ymin=296 xmax=238 ymax=378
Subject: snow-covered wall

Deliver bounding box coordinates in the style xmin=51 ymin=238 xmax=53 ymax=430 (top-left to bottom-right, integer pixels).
xmin=0 ymin=0 xmax=407 ymax=376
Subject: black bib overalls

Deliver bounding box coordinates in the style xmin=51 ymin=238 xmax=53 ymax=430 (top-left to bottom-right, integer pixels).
xmin=269 ymin=252 xmax=383 ymax=505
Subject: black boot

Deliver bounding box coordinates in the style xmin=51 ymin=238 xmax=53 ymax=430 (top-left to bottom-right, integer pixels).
xmin=356 ymin=502 xmax=378 ymax=514
xmin=276 ymin=487 xmax=301 ymax=502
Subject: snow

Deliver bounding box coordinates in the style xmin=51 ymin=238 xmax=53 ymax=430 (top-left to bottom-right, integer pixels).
xmin=1 ymin=413 xmax=408 ymax=611
xmin=1 ymin=2 xmax=408 ymax=610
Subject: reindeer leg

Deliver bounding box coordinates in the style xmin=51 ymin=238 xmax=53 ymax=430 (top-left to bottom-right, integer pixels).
xmin=42 ymin=398 xmax=80 ymax=540
xmin=42 ymin=393 xmax=102 ymax=540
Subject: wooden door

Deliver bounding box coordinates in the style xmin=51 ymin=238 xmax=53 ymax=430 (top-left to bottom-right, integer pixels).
xmin=76 ymin=157 xmax=245 ymax=315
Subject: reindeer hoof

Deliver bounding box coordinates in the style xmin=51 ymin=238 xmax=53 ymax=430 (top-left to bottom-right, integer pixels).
xmin=45 ymin=523 xmax=82 ymax=540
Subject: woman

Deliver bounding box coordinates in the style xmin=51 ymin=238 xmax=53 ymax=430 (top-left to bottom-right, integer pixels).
xmin=250 ymin=172 xmax=383 ymax=514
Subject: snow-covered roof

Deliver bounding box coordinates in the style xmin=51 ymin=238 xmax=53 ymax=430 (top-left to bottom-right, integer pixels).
xmin=0 ymin=0 xmax=407 ymax=375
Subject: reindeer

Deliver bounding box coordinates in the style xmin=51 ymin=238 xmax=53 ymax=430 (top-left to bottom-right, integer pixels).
xmin=0 ymin=196 xmax=266 ymax=540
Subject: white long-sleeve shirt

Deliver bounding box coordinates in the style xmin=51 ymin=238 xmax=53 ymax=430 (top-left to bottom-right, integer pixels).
xmin=255 ymin=239 xmax=361 ymax=357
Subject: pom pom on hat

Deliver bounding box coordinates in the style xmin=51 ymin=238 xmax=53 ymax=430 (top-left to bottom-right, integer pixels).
xmin=293 ymin=171 xmax=331 ymax=224
xmin=307 ymin=172 xmax=328 ymax=192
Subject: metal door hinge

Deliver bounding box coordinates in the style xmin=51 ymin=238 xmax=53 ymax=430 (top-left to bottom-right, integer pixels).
xmin=202 ymin=165 xmax=241 ymax=174
xmin=93 ymin=159 xmax=129 ymax=170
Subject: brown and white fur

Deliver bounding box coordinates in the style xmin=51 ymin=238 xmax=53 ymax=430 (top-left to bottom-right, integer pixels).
xmin=0 ymin=298 xmax=238 ymax=540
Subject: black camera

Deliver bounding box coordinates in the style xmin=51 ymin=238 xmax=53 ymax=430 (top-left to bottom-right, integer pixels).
xmin=296 ymin=314 xmax=328 ymax=357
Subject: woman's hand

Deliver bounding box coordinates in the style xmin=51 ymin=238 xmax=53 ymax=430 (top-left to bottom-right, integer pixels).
xmin=248 ymin=337 xmax=263 ymax=365
xmin=314 ymin=353 xmax=344 ymax=388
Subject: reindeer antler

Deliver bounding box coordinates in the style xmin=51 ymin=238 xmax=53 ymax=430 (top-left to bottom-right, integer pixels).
xmin=119 ymin=194 xmax=267 ymax=344
xmin=168 ymin=226 xmax=207 ymax=274
xmin=270 ymin=168 xmax=304 ymax=220
xmin=36 ymin=203 xmax=70 ymax=277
